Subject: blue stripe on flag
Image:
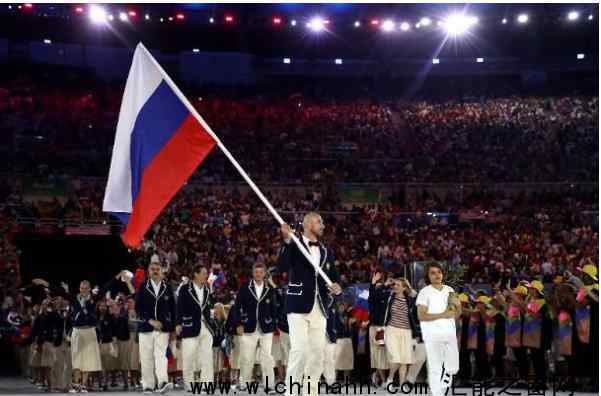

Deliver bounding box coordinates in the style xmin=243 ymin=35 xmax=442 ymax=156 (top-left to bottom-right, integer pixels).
xmin=129 ymin=80 xmax=190 ymax=204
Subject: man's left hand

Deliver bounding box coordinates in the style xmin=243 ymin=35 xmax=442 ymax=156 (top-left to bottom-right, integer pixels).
xmin=328 ymin=282 xmax=342 ymax=295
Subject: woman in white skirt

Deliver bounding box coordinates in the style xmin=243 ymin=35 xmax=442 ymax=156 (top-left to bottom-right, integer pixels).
xmin=334 ymin=303 xmax=356 ymax=382
xmin=371 ymin=273 xmax=417 ymax=388
xmin=70 ymin=281 xmax=102 ymax=393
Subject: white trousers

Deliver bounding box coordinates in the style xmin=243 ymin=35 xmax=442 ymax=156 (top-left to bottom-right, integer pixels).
xmin=139 ymin=331 xmax=169 ymax=390
xmin=286 ymin=297 xmax=326 ymax=396
xmin=321 ymin=342 xmax=337 ymax=385
xmin=182 ymin=325 xmax=214 ymax=391
xmin=424 ymin=339 xmax=460 ymax=396
xmin=239 ymin=330 xmax=275 ymax=387
xmin=407 ymin=341 xmax=427 ymax=383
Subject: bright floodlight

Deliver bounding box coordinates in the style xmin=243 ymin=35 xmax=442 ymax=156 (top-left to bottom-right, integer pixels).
xmin=283 ymin=58 xmax=291 ymax=64
xmin=588 ymin=14 xmax=594 ymax=20
xmin=209 ymin=17 xmax=214 ymax=23
xmin=432 ymin=58 xmax=440 ymax=64
xmin=145 ymin=14 xmax=150 ymax=20
xmin=354 ymin=20 xmax=360 ymax=27
xmin=335 ymin=58 xmax=342 ymax=65
xmin=43 ymin=39 xmax=51 ymax=44
xmin=517 ymin=14 xmax=529 ymax=24
xmin=443 ymin=13 xmax=477 ymax=36
xmin=502 ymin=18 xmax=507 ymax=24
xmin=308 ymin=17 xmax=325 ymax=32
xmin=476 ymin=57 xmax=484 ymax=63
xmin=119 ymin=12 xmax=128 ymax=21
xmin=400 ymin=22 xmax=410 ymax=31
xmin=382 ymin=19 xmax=395 ymax=32
xmin=577 ymin=53 xmax=585 ymax=60
xmin=89 ymin=5 xmax=107 ymax=24
xmin=291 ymin=19 xmax=297 ymax=26
xmin=420 ymin=17 xmax=431 ymax=26
xmin=567 ymin=11 xmax=579 ymax=21
xmin=192 ymin=48 xmax=200 ymax=53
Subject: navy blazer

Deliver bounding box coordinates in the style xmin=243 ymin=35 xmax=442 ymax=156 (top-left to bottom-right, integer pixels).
xmin=176 ymin=282 xmax=215 ymax=339
xmin=368 ymin=283 xmax=389 ymax=327
xmin=231 ymin=281 xmax=278 ymax=334
xmin=96 ymin=313 xmax=116 ymax=343
xmin=277 ymin=236 xmax=340 ymax=318
xmin=135 ymin=279 xmax=176 ymax=333
xmin=70 ymin=296 xmax=98 ymax=328
xmin=37 ymin=311 xmax=64 ymax=346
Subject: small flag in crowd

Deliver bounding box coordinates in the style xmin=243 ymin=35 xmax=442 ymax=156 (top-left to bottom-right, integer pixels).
xmin=103 ymin=43 xmax=217 ymax=247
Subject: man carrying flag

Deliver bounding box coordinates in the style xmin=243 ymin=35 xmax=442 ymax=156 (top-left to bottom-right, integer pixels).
xmin=104 ymin=44 xmax=342 ymax=395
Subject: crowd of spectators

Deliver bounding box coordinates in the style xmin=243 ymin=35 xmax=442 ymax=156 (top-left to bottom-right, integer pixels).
xmin=0 ymin=74 xmax=597 ymax=183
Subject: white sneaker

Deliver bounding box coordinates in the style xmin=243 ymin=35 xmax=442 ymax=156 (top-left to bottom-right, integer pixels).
xmin=383 ymin=380 xmax=395 ymax=390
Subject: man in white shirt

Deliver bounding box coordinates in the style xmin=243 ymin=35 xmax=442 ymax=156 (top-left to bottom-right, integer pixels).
xmin=416 ymin=262 xmax=461 ymax=396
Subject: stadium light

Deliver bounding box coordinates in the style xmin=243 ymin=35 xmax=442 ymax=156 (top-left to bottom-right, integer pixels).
xmin=107 ymin=14 xmax=114 ymax=21
xmin=577 ymin=53 xmax=585 ymax=59
xmin=283 ymin=58 xmax=291 ymax=64
xmin=370 ymin=19 xmax=380 ymax=26
xmin=145 ymin=14 xmax=150 ymax=20
xmin=502 ymin=18 xmax=507 ymax=24
xmin=335 ymin=58 xmax=343 ymax=65
xmin=225 ymin=15 xmax=234 ymax=23
xmin=290 ymin=19 xmax=297 ymax=26
xmin=75 ymin=7 xmax=84 ymax=14
xmin=400 ymin=22 xmax=410 ymax=31
xmin=443 ymin=13 xmax=478 ymax=36
xmin=432 ymin=58 xmax=440 ymax=64
xmin=273 ymin=17 xmax=282 ymax=25
xmin=567 ymin=11 xmax=579 ymax=21
xmin=588 ymin=14 xmax=594 ymax=20
xmin=420 ymin=17 xmax=431 ymax=26
xmin=354 ymin=20 xmax=361 ymax=27
xmin=128 ymin=10 xmax=137 ymax=17
xmin=209 ymin=17 xmax=214 ymax=23
xmin=43 ymin=39 xmax=52 ymax=44
xmin=517 ymin=14 xmax=529 ymax=24
xmin=193 ymin=48 xmax=200 ymax=53
xmin=119 ymin=12 xmax=128 ymax=21
xmin=476 ymin=57 xmax=484 ymax=63
xmin=308 ymin=17 xmax=325 ymax=32
xmin=176 ymin=13 xmax=185 ymax=20
xmin=381 ymin=19 xmax=395 ymax=32
xmin=89 ymin=5 xmax=107 ymax=24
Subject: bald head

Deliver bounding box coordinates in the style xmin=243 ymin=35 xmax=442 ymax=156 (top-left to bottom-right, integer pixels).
xmin=302 ymin=212 xmax=324 ymax=239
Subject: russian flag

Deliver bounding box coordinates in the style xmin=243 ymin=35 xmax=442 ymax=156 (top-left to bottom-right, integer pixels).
xmin=103 ymin=43 xmax=217 ymax=247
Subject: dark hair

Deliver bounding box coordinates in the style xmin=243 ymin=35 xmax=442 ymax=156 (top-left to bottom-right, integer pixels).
xmin=192 ymin=264 xmax=208 ymax=276
xmin=424 ymin=261 xmax=444 ymax=285
xmin=253 ymin=262 xmax=266 ymax=271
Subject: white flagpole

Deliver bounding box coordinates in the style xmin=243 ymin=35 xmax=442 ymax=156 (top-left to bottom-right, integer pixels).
xmin=137 ymin=43 xmax=333 ymax=286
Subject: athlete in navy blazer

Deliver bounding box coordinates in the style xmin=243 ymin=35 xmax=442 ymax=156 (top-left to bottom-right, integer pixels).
xmin=277 ymin=228 xmax=341 ymax=318
xmin=277 ymin=212 xmax=342 ymax=396
xmin=176 ymin=278 xmax=215 ymax=339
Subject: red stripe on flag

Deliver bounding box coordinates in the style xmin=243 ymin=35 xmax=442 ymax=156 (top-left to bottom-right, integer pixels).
xmin=122 ymin=114 xmax=216 ymax=247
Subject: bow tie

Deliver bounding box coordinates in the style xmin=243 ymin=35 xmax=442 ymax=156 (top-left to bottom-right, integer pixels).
xmin=308 ymin=241 xmax=320 ymax=247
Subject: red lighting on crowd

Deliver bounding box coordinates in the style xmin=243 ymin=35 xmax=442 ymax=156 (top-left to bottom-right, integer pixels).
xmin=176 ymin=13 xmax=185 ymax=20
xmin=371 ymin=19 xmax=380 ymax=25
xmin=225 ymin=15 xmax=234 ymax=23
xmin=273 ymin=17 xmax=282 ymax=25
xmin=128 ymin=10 xmax=137 ymax=17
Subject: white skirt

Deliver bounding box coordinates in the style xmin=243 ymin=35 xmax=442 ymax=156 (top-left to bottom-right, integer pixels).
xmin=71 ymin=327 xmax=102 ymax=372
xmin=369 ymin=326 xmax=389 ymax=370
xmin=335 ymin=338 xmax=354 ymax=370
xmin=230 ymin=336 xmax=242 ymax=370
xmin=385 ymin=326 xmax=414 ymax=365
